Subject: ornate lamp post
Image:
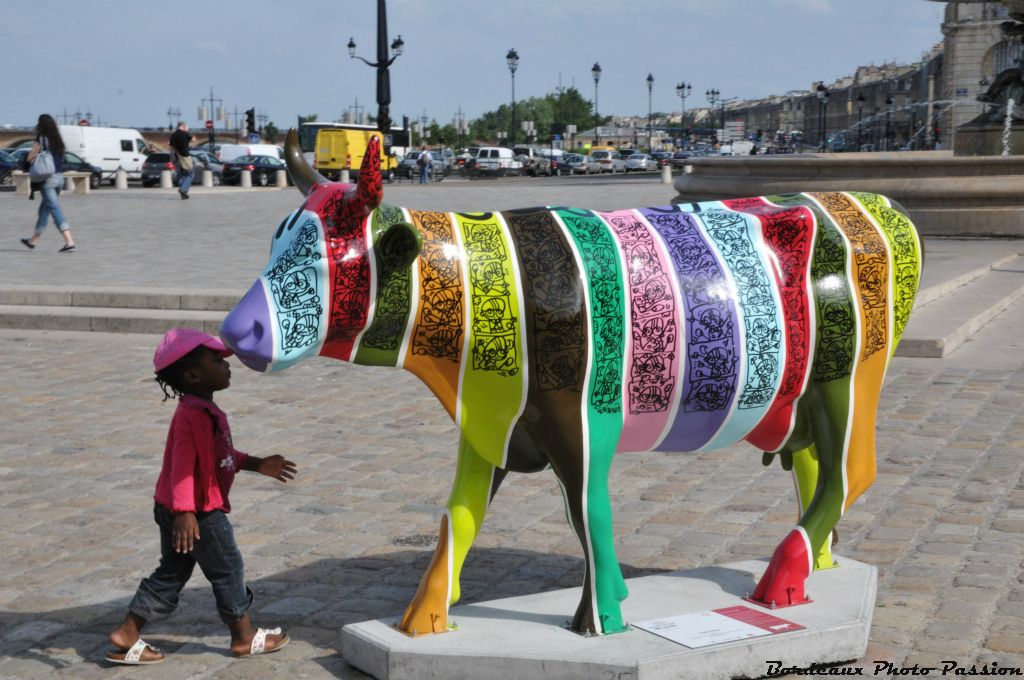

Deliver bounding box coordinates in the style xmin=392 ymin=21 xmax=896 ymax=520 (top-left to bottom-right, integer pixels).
xmin=507 ymin=48 xmax=519 ymax=146
xmin=592 ymin=62 xmax=602 ymax=146
xmin=676 ymin=81 xmax=692 ymax=149
xmin=856 ymin=92 xmax=865 ymax=151
xmin=884 ymin=95 xmax=893 ymax=151
xmin=816 ymin=83 xmax=829 ymax=151
xmin=646 ymin=73 xmax=655 ymax=152
xmin=347 ymin=0 xmax=404 ymax=147
xmin=706 ymin=88 xmax=721 ymax=145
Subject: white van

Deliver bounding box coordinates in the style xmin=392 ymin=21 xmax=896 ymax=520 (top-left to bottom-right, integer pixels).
xmin=58 ymin=125 xmax=151 ymax=181
xmin=216 ymin=143 xmax=285 ymax=163
xmin=472 ymin=147 xmax=522 ymax=176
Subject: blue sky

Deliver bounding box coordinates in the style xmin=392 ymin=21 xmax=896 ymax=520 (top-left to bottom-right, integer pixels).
xmin=1 ymin=0 xmax=945 ymax=130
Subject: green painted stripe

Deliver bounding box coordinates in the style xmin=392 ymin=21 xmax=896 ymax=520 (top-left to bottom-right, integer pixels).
xmin=354 ymin=203 xmax=415 ymax=367
xmin=848 ymin=192 xmax=921 ymax=347
xmin=555 ymin=207 xmax=627 ymax=633
xmin=453 ymin=212 xmax=526 ymax=469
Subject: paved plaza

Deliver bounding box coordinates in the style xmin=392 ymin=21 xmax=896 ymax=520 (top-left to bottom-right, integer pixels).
xmin=1 ymin=179 xmax=1023 ymax=678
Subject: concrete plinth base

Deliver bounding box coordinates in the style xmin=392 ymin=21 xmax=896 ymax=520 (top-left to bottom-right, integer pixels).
xmin=341 ymin=556 xmax=876 ymax=680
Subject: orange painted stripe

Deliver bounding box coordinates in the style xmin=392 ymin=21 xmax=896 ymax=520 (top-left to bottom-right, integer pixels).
xmin=811 ymin=192 xmax=890 ymax=508
xmin=402 ymin=209 xmax=464 ymax=420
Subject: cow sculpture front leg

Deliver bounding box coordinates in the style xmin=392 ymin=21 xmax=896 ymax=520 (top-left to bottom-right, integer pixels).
xmin=399 ymin=437 xmax=503 ymax=635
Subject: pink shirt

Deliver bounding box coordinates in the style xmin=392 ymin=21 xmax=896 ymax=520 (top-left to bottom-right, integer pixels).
xmin=153 ymin=395 xmax=248 ymax=513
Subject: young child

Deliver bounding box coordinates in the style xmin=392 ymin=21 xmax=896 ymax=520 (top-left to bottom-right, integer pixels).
xmin=107 ymin=328 xmax=297 ymax=665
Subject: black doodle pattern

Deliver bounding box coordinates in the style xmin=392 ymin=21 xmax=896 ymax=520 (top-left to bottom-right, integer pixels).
xmin=320 ymin=190 xmax=370 ymax=347
xmin=641 ymin=208 xmax=739 ymax=414
xmin=816 ymin=193 xmax=888 ymax=361
xmin=360 ymin=203 xmax=413 ymax=352
xmin=850 ymin=192 xmax=920 ymax=342
xmin=701 ymin=209 xmax=783 ymax=409
xmin=410 ymin=211 xmax=464 ymax=361
xmin=605 ymin=212 xmax=677 ymax=415
xmin=267 ymin=213 xmax=324 ymax=355
xmin=558 ymin=210 xmax=625 ymax=415
xmin=459 ymin=214 xmax=519 ymax=377
xmin=504 ymin=210 xmax=585 ymax=392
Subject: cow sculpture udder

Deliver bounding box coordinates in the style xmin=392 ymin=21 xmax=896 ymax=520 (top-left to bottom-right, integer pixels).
xmin=220 ymin=130 xmax=922 ymax=637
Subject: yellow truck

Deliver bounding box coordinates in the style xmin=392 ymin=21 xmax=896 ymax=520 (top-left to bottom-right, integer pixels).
xmin=313 ymin=127 xmax=398 ymax=181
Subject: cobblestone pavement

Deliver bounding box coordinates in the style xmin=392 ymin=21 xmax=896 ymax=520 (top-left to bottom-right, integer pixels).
xmin=1 ymin=182 xmax=1023 ymax=678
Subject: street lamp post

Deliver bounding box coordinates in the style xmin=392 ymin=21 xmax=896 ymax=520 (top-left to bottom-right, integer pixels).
xmin=507 ymin=48 xmax=519 ymax=146
xmin=910 ymin=99 xmax=917 ymax=150
xmin=706 ymin=88 xmax=721 ymax=145
xmin=676 ymin=82 xmax=692 ymax=149
xmin=647 ymin=73 xmax=655 ymax=152
xmin=816 ymin=83 xmax=829 ymax=151
xmin=884 ymin=95 xmax=893 ymax=151
xmin=346 ymin=0 xmax=404 ymax=149
xmin=592 ymin=62 xmax=602 ymax=146
xmin=856 ymin=92 xmax=865 ymax=151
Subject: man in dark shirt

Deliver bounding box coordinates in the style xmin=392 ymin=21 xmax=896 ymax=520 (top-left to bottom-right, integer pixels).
xmin=169 ymin=122 xmax=196 ymax=199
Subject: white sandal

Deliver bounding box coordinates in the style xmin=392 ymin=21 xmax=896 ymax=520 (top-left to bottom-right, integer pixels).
xmin=235 ymin=627 xmax=289 ymax=658
xmin=106 ymin=637 xmax=165 ymax=665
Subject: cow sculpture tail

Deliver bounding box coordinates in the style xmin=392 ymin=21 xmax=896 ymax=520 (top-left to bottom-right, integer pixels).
xmin=749 ymin=191 xmax=922 ymax=608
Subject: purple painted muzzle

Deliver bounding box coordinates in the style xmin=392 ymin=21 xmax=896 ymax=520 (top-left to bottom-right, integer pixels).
xmin=219 ymin=281 xmax=274 ymax=372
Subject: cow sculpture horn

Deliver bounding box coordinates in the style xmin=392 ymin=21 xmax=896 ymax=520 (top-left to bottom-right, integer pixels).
xmin=354 ymin=134 xmax=383 ymax=213
xmin=284 ymin=128 xmax=329 ymax=196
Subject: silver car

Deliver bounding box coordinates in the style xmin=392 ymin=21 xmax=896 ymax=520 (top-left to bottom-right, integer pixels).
xmin=624 ymin=153 xmax=652 ymax=172
xmin=591 ymin=149 xmax=626 ymax=173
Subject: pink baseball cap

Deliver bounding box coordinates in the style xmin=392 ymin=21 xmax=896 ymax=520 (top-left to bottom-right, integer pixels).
xmin=153 ymin=328 xmax=233 ymax=372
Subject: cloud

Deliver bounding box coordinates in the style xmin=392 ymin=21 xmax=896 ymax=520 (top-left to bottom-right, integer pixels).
xmin=193 ymin=40 xmax=228 ymax=54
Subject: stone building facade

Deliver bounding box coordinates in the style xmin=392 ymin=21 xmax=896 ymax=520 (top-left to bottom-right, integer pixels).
xmin=933 ymin=0 xmax=1019 ymax=139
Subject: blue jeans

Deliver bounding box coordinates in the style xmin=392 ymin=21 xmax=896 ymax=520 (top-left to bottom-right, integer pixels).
xmin=177 ymin=167 xmax=194 ymax=194
xmin=419 ymin=164 xmax=429 ymax=184
xmin=128 ymin=504 xmax=253 ymax=623
xmin=34 ymin=175 xmax=69 ymax=235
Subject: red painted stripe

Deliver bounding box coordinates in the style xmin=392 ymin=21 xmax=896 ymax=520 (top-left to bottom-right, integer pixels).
xmin=724 ymin=197 xmax=815 ymax=452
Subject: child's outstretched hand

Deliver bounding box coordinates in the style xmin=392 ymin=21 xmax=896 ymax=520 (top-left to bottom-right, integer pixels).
xmin=254 ymin=455 xmax=297 ymax=483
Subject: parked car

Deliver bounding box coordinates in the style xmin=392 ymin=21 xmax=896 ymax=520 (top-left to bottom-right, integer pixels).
xmin=555 ymin=153 xmax=581 ymax=175
xmin=624 ymin=153 xmax=653 ymax=172
xmin=650 ymin=151 xmax=673 ymax=167
xmin=395 ymin=151 xmax=448 ymax=180
xmin=9 ymin=148 xmax=104 ymax=189
xmin=669 ymin=151 xmax=693 ymax=169
xmin=1 ymin=149 xmax=19 ymax=186
xmin=566 ymin=154 xmax=598 ymax=175
xmin=471 ymin=147 xmax=522 ymax=177
xmin=591 ymin=149 xmax=626 ymax=173
xmin=511 ymin=146 xmax=555 ymax=176
xmin=142 ymin=151 xmax=223 ymax=187
xmin=221 ymin=154 xmax=288 ymax=186
xmin=617 ymin=148 xmax=638 ymax=159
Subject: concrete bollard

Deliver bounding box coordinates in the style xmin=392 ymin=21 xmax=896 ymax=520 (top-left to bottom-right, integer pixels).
xmin=64 ymin=176 xmax=75 ymax=191
xmin=240 ymin=169 xmax=252 ymax=188
xmin=661 ymin=164 xmax=672 ymax=184
xmin=115 ymin=168 xmax=128 ymax=190
xmin=340 ymin=168 xmax=351 ymax=183
xmin=202 ymin=169 xmax=213 ymax=188
xmin=160 ymin=169 xmax=173 ymax=188
xmin=276 ymin=169 xmax=288 ymax=188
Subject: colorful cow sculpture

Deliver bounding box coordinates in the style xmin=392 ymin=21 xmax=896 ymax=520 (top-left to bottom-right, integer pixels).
xmin=220 ymin=131 xmax=922 ymax=637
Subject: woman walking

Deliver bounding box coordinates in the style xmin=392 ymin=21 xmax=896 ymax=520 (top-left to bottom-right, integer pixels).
xmin=20 ymin=114 xmax=76 ymax=253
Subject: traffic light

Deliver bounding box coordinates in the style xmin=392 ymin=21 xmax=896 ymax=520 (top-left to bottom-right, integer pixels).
xmin=245 ymin=108 xmax=256 ymax=135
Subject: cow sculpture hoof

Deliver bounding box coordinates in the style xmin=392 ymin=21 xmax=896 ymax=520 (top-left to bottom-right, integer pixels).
xmin=220 ymin=129 xmax=923 ymax=637
xmin=749 ymin=529 xmax=813 ymax=608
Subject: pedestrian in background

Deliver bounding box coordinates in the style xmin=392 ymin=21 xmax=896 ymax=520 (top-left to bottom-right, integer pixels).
xmin=106 ymin=329 xmax=296 ymax=665
xmin=417 ymin=145 xmax=432 ymax=184
xmin=169 ymin=122 xmax=196 ymax=200
xmin=19 ymin=114 xmax=76 ymax=253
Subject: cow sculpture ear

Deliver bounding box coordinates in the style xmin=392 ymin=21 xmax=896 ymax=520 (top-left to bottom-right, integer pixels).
xmin=377 ymin=221 xmax=422 ymax=273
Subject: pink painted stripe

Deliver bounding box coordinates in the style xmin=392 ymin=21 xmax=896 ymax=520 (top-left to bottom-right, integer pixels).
xmin=601 ymin=209 xmax=683 ymax=453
